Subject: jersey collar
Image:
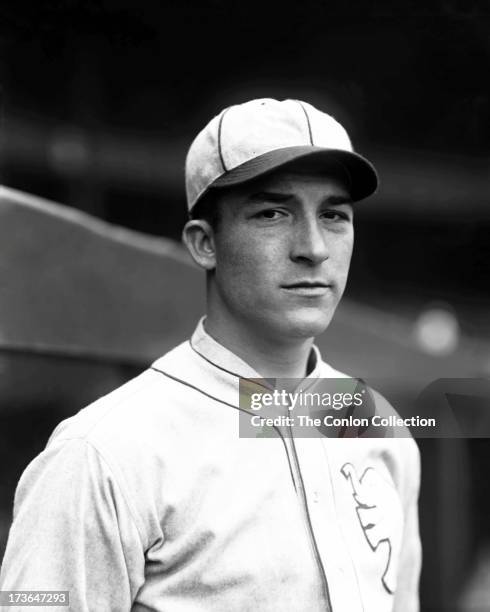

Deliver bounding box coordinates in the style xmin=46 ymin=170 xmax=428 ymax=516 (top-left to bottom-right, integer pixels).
xmin=189 ymin=317 xmax=324 ymax=383
xmin=151 ymin=318 xmax=345 ymax=409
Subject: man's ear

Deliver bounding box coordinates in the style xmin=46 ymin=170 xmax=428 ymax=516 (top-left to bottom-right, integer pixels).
xmin=182 ymin=220 xmax=216 ymax=271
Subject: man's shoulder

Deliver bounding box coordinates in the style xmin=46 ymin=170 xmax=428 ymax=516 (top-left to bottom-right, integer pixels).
xmin=47 ymin=370 xmax=155 ymax=448
xmin=317 ymin=359 xmax=420 ymax=476
xmin=49 ymin=339 xmax=194 ymax=447
xmin=318 ymin=358 xmax=410 ymax=423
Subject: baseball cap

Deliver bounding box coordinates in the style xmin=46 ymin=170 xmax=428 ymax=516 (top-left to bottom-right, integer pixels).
xmin=185 ymin=98 xmax=378 ymax=211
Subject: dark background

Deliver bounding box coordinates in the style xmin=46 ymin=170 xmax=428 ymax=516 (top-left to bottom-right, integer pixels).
xmin=0 ymin=1 xmax=489 ymax=610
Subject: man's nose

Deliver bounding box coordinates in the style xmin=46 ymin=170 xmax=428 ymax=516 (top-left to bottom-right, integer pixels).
xmin=290 ymin=218 xmax=329 ymax=265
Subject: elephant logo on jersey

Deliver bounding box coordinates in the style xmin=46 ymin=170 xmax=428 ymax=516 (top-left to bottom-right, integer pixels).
xmin=341 ymin=462 xmax=403 ymax=594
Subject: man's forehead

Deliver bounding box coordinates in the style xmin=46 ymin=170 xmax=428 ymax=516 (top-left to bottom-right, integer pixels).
xmin=237 ymin=166 xmax=352 ymax=201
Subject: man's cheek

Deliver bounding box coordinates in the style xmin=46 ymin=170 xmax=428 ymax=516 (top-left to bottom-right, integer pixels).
xmin=337 ymin=238 xmax=354 ymax=270
xmin=219 ymin=237 xmax=257 ymax=265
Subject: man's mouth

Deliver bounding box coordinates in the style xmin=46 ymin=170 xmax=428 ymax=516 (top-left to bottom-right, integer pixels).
xmin=281 ymin=281 xmax=332 ymax=296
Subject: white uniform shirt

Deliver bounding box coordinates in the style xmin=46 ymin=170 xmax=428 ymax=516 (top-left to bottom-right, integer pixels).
xmin=0 ymin=319 xmax=421 ymax=611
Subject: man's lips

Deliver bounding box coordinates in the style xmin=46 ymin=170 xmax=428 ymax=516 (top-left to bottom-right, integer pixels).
xmin=282 ymin=281 xmax=331 ymax=288
xmin=281 ymin=281 xmax=333 ymax=296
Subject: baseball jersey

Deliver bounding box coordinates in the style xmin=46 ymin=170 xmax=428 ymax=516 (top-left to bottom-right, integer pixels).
xmin=0 ymin=318 xmax=421 ymax=611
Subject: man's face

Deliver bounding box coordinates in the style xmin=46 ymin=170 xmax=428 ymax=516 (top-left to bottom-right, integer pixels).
xmin=209 ymin=168 xmax=354 ymax=342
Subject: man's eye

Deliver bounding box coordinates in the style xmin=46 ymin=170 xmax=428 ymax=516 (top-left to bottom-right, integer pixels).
xmin=321 ymin=210 xmax=350 ymax=222
xmin=256 ymin=209 xmax=284 ymax=220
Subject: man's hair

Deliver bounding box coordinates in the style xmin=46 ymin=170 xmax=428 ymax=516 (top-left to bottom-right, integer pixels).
xmin=188 ymin=190 xmax=222 ymax=232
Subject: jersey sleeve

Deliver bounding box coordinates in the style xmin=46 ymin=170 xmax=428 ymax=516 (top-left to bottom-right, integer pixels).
xmin=0 ymin=438 xmax=145 ymax=611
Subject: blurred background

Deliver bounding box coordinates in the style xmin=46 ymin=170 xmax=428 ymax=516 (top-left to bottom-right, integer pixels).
xmin=0 ymin=1 xmax=489 ymax=610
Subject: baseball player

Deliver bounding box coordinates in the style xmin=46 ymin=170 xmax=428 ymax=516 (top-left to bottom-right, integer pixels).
xmin=0 ymin=98 xmax=421 ymax=611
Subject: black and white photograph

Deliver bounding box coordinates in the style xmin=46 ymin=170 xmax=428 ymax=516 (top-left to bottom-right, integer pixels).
xmin=0 ymin=2 xmax=489 ymax=610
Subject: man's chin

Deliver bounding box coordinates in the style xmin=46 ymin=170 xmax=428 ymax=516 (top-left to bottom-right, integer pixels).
xmin=276 ymin=309 xmax=335 ymax=340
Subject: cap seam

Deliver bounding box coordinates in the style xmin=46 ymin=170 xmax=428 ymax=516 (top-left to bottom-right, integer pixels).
xmin=297 ymin=101 xmax=314 ymax=146
xmin=217 ymin=108 xmax=230 ymax=172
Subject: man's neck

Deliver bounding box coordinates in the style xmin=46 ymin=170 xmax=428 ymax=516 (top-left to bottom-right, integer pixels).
xmin=204 ymin=314 xmax=315 ymax=379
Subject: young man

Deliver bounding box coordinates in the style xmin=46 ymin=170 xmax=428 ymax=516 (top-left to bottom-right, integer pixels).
xmin=0 ymin=99 xmax=421 ymax=611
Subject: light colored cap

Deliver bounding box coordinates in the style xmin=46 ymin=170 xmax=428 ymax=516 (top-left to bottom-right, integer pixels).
xmin=185 ymin=98 xmax=378 ymax=211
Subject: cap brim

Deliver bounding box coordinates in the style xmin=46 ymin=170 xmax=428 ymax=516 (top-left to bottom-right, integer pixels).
xmin=210 ymin=145 xmax=378 ymax=202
